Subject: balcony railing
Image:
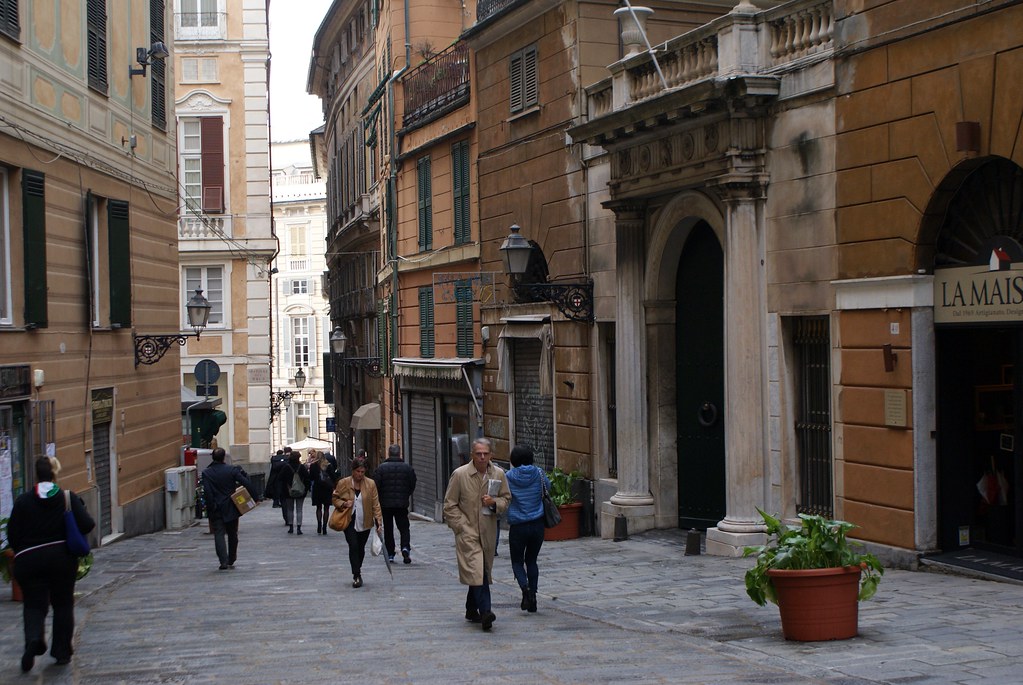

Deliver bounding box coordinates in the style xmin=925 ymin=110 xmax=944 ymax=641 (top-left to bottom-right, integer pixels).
xmin=178 ymin=214 xmax=233 ymax=240
xmin=477 ymin=0 xmax=519 ymax=23
xmin=586 ymin=0 xmax=833 ymax=120
xmin=175 ymin=12 xmax=227 ymax=40
xmin=401 ymin=41 xmax=470 ymax=130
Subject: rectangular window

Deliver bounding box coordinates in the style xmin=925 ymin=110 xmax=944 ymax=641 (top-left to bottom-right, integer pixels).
xmin=292 ymin=316 xmax=311 ymax=367
xmin=108 ymin=199 xmax=131 ymax=326
xmin=452 ymin=140 xmax=470 ymax=244
xmin=181 ymin=56 xmax=218 ymax=83
xmin=86 ymin=194 xmax=131 ymax=327
xmin=417 ymin=156 xmax=432 ymax=251
xmin=178 ymin=0 xmax=222 ymax=38
xmin=184 ymin=265 xmax=223 ymax=326
xmin=180 ymin=116 xmax=224 ymax=214
xmin=151 ymin=0 xmax=166 ymax=129
xmin=0 ymin=0 xmax=20 ymax=41
xmin=455 ymin=281 xmax=473 ymax=357
xmin=290 ymin=279 xmax=308 ymax=295
xmin=509 ymin=45 xmax=538 ymax=114
xmin=418 ymin=286 xmax=434 ymax=358
xmin=22 ymin=169 xmax=47 ymax=328
xmin=793 ymin=316 xmax=833 ymax=518
xmin=290 ymin=223 xmax=307 ymax=256
xmin=0 ymin=167 xmax=10 ymax=325
xmin=87 ymin=0 xmax=108 ymax=94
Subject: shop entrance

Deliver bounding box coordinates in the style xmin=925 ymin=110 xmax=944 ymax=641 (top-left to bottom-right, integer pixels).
xmin=937 ymin=327 xmax=1021 ymax=555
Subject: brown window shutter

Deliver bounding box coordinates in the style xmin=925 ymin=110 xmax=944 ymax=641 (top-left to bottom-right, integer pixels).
xmin=200 ymin=116 xmax=225 ymax=212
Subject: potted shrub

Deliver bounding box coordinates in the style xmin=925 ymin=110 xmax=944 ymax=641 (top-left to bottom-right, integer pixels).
xmin=544 ymin=467 xmax=583 ymax=541
xmin=743 ymin=508 xmax=884 ymax=641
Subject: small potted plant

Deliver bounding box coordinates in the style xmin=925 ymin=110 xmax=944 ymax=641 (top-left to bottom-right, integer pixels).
xmin=544 ymin=467 xmax=583 ymax=541
xmin=743 ymin=508 xmax=884 ymax=641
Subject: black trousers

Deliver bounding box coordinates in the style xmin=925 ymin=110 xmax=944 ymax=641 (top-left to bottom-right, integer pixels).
xmin=210 ymin=516 xmax=239 ymax=566
xmin=13 ymin=544 xmax=78 ymax=660
xmin=381 ymin=506 xmax=411 ymax=557
xmin=343 ymin=525 xmax=372 ymax=576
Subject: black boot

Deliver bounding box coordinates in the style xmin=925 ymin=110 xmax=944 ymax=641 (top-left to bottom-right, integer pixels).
xmin=520 ymin=589 xmax=529 ymax=611
xmin=527 ymin=590 xmax=537 ymax=613
xmin=296 ymin=526 xmax=303 ymax=535
xmin=288 ymin=525 xmax=293 ymax=534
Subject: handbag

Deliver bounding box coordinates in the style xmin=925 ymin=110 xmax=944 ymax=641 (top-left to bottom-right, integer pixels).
xmin=328 ymin=504 xmax=352 ymax=532
xmin=63 ymin=490 xmax=91 ymax=557
xmin=370 ymin=528 xmax=383 ymax=556
xmin=541 ymin=480 xmax=562 ymax=529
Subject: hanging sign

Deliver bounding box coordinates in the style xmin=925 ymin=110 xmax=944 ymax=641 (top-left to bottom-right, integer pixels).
xmin=934 ymin=254 xmax=1023 ymax=325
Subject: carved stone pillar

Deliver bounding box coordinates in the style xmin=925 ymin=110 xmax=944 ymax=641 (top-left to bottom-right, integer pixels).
xmin=600 ymin=202 xmax=655 ymax=537
xmin=705 ymin=182 xmax=769 ymax=555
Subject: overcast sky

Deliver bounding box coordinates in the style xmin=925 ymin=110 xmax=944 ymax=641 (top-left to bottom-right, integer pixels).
xmin=268 ymin=0 xmax=334 ymax=142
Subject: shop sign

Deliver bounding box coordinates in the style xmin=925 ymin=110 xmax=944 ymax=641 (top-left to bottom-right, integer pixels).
xmin=934 ymin=257 xmax=1023 ymax=325
xmin=91 ymin=388 xmax=114 ymax=423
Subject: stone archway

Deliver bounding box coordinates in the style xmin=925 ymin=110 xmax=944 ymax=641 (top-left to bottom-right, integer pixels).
xmin=643 ymin=190 xmax=726 ymax=529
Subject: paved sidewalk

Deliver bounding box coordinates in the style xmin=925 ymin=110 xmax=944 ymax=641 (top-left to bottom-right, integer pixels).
xmin=2 ymin=502 xmax=1022 ymax=683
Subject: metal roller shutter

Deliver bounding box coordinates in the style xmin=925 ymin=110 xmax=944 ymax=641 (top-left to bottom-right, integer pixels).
xmin=409 ymin=394 xmax=438 ymax=519
xmin=513 ymin=338 xmax=554 ymax=472
xmin=93 ymin=422 xmax=112 ymax=537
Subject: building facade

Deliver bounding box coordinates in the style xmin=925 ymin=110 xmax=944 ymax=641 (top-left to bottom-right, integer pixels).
xmin=269 ymin=139 xmax=332 ymax=451
xmin=173 ymin=0 xmax=275 ymax=468
xmin=1 ymin=0 xmax=182 ymax=540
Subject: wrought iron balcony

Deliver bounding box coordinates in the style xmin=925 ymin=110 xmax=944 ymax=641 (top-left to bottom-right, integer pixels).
xmin=476 ymin=0 xmax=520 ymax=23
xmin=401 ymin=42 xmax=469 ymax=130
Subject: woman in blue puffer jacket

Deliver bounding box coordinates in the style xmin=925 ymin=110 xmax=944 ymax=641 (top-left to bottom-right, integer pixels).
xmin=504 ymin=445 xmax=551 ymax=613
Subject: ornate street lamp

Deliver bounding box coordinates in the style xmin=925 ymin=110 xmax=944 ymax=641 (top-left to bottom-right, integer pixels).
xmin=134 ymin=289 xmax=212 ymax=366
xmin=499 ymin=224 xmax=594 ymax=322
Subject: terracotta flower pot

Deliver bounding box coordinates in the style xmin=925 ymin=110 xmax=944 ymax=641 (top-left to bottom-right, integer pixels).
xmin=544 ymin=502 xmax=583 ymax=541
xmin=767 ymin=565 xmax=861 ymax=641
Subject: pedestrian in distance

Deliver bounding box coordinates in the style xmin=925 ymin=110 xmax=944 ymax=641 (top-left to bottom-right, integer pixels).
xmin=332 ymin=454 xmax=382 ymax=588
xmin=200 ymin=448 xmax=258 ymax=571
xmin=442 ymin=437 xmax=511 ymax=632
xmin=264 ymin=449 xmax=287 ymax=509
xmin=308 ymin=450 xmax=338 ymax=535
xmin=7 ymin=456 xmax=96 ymax=672
xmin=505 ymin=445 xmax=550 ymax=613
xmin=374 ymin=443 xmax=417 ymax=563
xmin=281 ymin=450 xmax=310 ymax=534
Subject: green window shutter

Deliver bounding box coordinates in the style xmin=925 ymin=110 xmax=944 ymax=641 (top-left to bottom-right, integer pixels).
xmin=84 ymin=191 xmax=96 ymax=325
xmin=456 ymin=282 xmax=473 ymax=357
xmin=151 ymin=0 xmax=166 ymax=129
xmin=452 ymin=141 xmax=469 ymax=244
xmin=417 ymin=156 xmax=432 ymax=251
xmin=377 ymin=298 xmax=386 ymax=372
xmin=22 ymin=170 xmax=47 ymax=328
xmin=522 ymin=45 xmax=538 ymax=109
xmin=108 ymin=199 xmax=132 ymax=327
xmin=419 ymin=287 xmax=434 ymax=358
xmin=323 ymin=352 xmax=333 ymax=404
xmin=0 ymin=0 xmax=21 ymax=40
xmin=87 ymin=0 xmax=108 ymax=94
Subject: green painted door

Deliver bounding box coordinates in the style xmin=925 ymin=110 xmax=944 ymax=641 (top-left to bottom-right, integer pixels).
xmin=676 ymin=222 xmax=725 ymax=529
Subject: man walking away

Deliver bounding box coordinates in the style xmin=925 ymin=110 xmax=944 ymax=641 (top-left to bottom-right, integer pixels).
xmin=264 ymin=450 xmax=287 ymax=508
xmin=374 ymin=444 xmax=417 ymax=563
xmin=201 ymin=448 xmax=258 ymax=570
xmin=443 ymin=437 xmax=510 ymax=631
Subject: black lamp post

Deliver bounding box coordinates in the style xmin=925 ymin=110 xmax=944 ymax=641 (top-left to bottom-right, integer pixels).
xmin=330 ymin=325 xmax=382 ymax=375
xmin=499 ymin=224 xmax=594 ymax=323
xmin=134 ymin=289 xmax=212 ymax=366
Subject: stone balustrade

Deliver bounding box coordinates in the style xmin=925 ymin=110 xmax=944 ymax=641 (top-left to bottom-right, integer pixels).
xmin=178 ymin=214 xmax=232 ymax=239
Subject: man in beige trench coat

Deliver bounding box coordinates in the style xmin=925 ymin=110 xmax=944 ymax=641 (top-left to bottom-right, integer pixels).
xmin=443 ymin=437 xmax=511 ymax=631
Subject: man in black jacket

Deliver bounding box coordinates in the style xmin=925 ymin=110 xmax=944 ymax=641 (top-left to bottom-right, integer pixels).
xmin=374 ymin=444 xmax=417 ymax=563
xmin=201 ymin=448 xmax=258 ymax=570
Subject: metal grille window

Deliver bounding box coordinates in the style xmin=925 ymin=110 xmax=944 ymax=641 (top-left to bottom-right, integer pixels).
xmin=419 ymin=286 xmax=434 ymax=357
xmin=417 ymin=156 xmax=432 ymax=251
xmin=452 ymin=140 xmax=470 ymax=244
xmin=793 ymin=316 xmax=833 ymax=517
xmin=87 ymin=0 xmax=107 ymax=94
xmin=509 ymin=45 xmax=538 ymax=114
xmin=0 ymin=0 xmax=20 ymax=41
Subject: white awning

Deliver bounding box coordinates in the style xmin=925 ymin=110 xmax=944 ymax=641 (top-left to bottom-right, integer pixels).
xmin=392 ymin=358 xmax=480 ymax=380
xmin=351 ymin=402 xmax=381 ymax=430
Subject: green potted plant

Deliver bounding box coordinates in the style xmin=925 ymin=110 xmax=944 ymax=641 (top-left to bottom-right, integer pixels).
xmin=544 ymin=467 xmax=583 ymax=541
xmin=743 ymin=508 xmax=884 ymax=641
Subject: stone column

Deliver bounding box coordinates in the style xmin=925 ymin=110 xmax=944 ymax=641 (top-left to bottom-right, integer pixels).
xmin=600 ymin=202 xmax=655 ymax=537
xmin=705 ymin=183 xmax=768 ymax=555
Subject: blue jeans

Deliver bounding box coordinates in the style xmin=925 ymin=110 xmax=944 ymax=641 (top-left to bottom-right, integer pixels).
xmin=508 ymin=517 xmax=544 ymax=592
xmin=465 ymin=569 xmax=492 ymax=615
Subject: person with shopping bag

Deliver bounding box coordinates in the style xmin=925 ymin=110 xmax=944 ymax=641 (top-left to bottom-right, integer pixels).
xmin=331 ymin=454 xmax=382 ymax=588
